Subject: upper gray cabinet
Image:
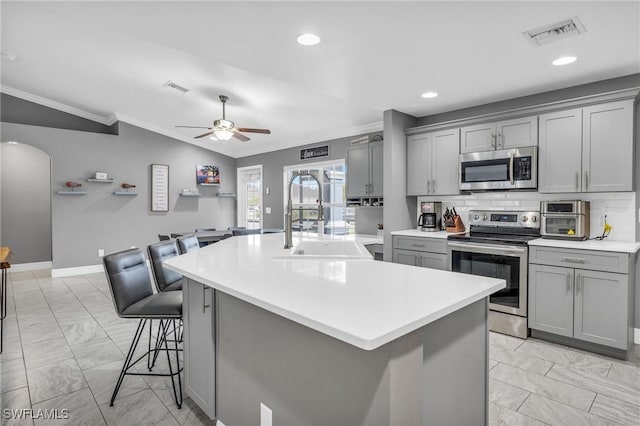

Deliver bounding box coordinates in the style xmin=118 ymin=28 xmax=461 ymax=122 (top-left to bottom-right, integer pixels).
xmin=346 ymin=140 xmax=383 ymax=197
xmin=407 ymin=128 xmax=459 ymax=196
xmin=539 ymin=100 xmax=634 ymax=193
xmin=460 ymin=115 xmax=538 ymax=153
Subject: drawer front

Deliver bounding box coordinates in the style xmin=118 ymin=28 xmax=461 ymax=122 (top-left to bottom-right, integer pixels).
xmin=392 ymin=236 xmax=447 ymax=254
xmin=419 ymin=252 xmax=448 ymax=271
xmin=529 ymin=246 xmax=629 ymax=274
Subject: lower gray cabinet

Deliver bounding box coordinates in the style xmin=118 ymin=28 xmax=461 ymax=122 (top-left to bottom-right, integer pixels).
xmin=184 ymin=278 xmax=215 ymax=419
xmin=529 ymin=255 xmax=630 ymax=350
xmin=392 ymin=236 xmax=448 ymax=270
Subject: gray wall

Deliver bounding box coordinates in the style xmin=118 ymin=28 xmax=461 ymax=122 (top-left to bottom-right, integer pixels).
xmin=1 ymin=121 xmax=236 ymax=269
xmin=236 ymin=132 xmax=383 ymax=229
xmin=1 ymin=143 xmax=52 ymax=264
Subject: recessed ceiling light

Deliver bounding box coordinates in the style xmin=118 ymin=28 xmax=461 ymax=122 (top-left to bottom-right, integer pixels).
xmin=296 ymin=33 xmax=321 ymax=46
xmin=7 ymin=141 xmax=18 ymax=145
xmin=421 ymin=92 xmax=438 ymax=99
xmin=552 ymin=56 xmax=577 ymax=66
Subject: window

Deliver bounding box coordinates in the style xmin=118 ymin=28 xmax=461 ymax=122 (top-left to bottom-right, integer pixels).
xmin=237 ymin=165 xmax=262 ymax=229
xmin=283 ymin=160 xmax=352 ymax=235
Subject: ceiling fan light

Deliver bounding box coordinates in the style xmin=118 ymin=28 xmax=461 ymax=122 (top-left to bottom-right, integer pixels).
xmin=213 ymin=129 xmax=234 ymax=141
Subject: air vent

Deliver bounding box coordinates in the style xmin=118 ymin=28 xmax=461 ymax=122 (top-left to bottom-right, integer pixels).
xmin=162 ymin=80 xmax=189 ymax=94
xmin=523 ymin=17 xmax=586 ymax=46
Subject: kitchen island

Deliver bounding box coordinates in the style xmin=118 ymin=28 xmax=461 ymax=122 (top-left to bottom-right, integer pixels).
xmin=164 ymin=233 xmax=505 ymax=426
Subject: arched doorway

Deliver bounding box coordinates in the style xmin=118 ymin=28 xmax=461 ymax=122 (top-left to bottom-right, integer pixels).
xmin=1 ymin=142 xmax=52 ymax=265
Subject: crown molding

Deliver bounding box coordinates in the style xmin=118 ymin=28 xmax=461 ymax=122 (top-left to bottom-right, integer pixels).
xmin=1 ymin=85 xmax=116 ymax=125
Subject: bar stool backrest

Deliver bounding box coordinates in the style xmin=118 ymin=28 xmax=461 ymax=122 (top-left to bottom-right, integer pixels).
xmin=147 ymin=240 xmax=183 ymax=292
xmin=177 ymin=235 xmax=199 ymax=254
xmin=103 ymin=248 xmax=154 ymax=316
xmin=232 ymin=228 xmax=261 ymax=236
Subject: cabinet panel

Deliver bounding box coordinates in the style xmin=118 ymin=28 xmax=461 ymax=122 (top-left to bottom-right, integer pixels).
xmin=574 ymin=270 xmax=628 ymax=349
xmin=407 ymin=134 xmax=431 ymax=196
xmin=528 ymin=264 xmax=574 ymax=337
xmin=582 ymin=100 xmax=634 ymax=192
xmin=529 ymin=246 xmax=629 ymax=274
xmin=392 ymin=249 xmax=420 ymax=266
xmin=369 ymin=141 xmax=384 ymax=196
xmin=184 ymin=279 xmax=215 ymax=419
xmin=460 ymin=123 xmax=496 ymax=153
xmin=496 ymin=116 xmax=538 ymax=149
xmin=392 ymin=236 xmax=447 ymax=254
xmin=538 ymin=108 xmax=583 ymax=193
xmin=346 ymin=144 xmax=369 ymax=197
xmin=419 ymin=252 xmax=448 ymax=270
xmin=432 ymin=129 xmax=460 ymax=195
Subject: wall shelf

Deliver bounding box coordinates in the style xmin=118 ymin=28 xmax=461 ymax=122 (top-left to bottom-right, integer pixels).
xmin=57 ymin=190 xmax=87 ymax=195
xmin=216 ymin=193 xmax=237 ymax=198
xmin=113 ymin=191 xmax=138 ymax=196
xmin=87 ymin=178 xmax=114 ymax=183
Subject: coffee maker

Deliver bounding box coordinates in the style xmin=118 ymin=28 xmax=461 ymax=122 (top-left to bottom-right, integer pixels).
xmin=418 ymin=202 xmax=442 ymax=232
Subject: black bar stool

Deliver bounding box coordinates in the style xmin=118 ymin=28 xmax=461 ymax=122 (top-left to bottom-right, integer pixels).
xmin=147 ymin=240 xmax=183 ymax=292
xmin=176 ymin=235 xmax=200 ymax=254
xmin=232 ymin=228 xmax=262 ymax=236
xmin=102 ymin=248 xmax=183 ymax=408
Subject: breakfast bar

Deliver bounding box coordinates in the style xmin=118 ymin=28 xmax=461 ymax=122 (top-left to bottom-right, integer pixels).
xmin=165 ymin=233 xmax=505 ymax=426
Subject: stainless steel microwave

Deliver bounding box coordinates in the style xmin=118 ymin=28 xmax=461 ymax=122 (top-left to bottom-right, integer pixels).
xmin=459 ymin=146 xmax=537 ymax=191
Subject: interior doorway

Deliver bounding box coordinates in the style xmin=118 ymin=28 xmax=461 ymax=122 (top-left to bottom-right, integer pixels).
xmin=237 ymin=165 xmax=262 ymax=229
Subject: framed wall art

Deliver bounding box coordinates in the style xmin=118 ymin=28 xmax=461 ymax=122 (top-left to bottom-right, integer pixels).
xmin=150 ymin=164 xmax=169 ymax=212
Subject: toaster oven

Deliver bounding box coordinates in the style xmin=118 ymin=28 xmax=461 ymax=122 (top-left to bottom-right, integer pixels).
xmin=540 ymin=201 xmax=590 ymax=240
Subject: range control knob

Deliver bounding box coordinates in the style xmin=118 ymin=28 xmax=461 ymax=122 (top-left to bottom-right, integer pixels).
xmin=482 ymin=215 xmax=488 ymax=221
xmin=521 ymin=215 xmax=528 ymax=222
xmin=473 ymin=214 xmax=480 ymax=220
xmin=531 ymin=215 xmax=538 ymax=223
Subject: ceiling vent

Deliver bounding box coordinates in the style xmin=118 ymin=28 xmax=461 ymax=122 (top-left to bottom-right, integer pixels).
xmin=162 ymin=80 xmax=189 ymax=94
xmin=523 ymin=17 xmax=586 ymax=46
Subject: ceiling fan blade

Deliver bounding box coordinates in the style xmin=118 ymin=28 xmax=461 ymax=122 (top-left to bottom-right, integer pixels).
xmin=194 ymin=131 xmax=215 ymax=139
xmin=175 ymin=125 xmax=212 ymax=129
xmin=237 ymin=127 xmax=271 ymax=134
xmin=232 ymin=130 xmax=250 ymax=142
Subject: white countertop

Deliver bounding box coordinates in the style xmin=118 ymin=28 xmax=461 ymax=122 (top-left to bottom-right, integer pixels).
xmin=528 ymin=238 xmax=640 ymax=253
xmin=390 ymin=229 xmax=462 ymax=239
xmin=164 ymin=233 xmax=504 ymax=351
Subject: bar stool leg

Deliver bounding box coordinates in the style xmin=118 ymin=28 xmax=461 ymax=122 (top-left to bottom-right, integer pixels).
xmin=163 ymin=319 xmax=183 ymax=408
xmin=110 ymin=319 xmax=147 ymax=406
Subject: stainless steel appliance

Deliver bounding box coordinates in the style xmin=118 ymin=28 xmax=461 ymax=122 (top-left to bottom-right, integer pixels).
xmin=418 ymin=202 xmax=442 ymax=232
xmin=459 ymin=146 xmax=537 ymax=191
xmin=448 ymin=210 xmax=540 ymax=338
xmin=541 ymin=200 xmax=590 ymax=240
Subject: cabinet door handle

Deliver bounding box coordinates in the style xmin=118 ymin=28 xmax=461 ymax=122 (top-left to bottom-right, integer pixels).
xmin=411 ymin=243 xmax=426 ymax=248
xmin=576 ymin=274 xmax=582 ymax=294
xmin=497 ymin=133 xmax=503 ymax=148
xmin=427 ymin=180 xmax=431 ymax=194
xmin=576 ymin=172 xmax=579 ymax=191
xmin=584 ymin=171 xmax=589 ymax=190
xmin=432 ymin=180 xmax=436 ymax=194
xmin=562 ymin=257 xmax=586 ymax=264
xmin=566 ymin=272 xmax=572 ymax=294
xmin=203 ymin=285 xmax=211 ymax=313
xmin=490 ymin=134 xmax=496 ymax=149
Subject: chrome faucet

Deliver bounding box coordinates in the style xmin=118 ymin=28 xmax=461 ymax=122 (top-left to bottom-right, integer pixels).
xmin=284 ymin=171 xmax=324 ymax=249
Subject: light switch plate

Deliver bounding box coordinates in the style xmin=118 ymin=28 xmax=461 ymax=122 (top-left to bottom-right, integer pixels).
xmin=265 ymin=207 xmax=271 ymax=214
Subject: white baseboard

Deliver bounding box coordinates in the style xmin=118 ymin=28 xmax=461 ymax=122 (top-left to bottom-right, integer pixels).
xmin=51 ymin=264 xmax=103 ymax=277
xmin=9 ymin=261 xmax=53 ymax=272
xmin=635 ymin=328 xmax=640 ymax=345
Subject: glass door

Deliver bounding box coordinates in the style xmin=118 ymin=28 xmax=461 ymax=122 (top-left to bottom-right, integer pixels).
xmin=237 ymin=165 xmax=262 ymax=229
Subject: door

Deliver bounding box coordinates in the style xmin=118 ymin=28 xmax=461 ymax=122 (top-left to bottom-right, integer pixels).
xmin=538 ymin=108 xmax=583 ymax=193
xmin=346 ymin=144 xmax=369 ymax=197
xmin=369 ymin=141 xmax=384 ymax=196
xmin=184 ymin=279 xmax=216 ymax=419
xmin=406 ymin=133 xmax=431 ymax=195
xmin=237 ymin=165 xmax=262 ymax=229
xmin=582 ymin=100 xmax=633 ymax=192
xmin=460 ymin=122 xmax=496 ymax=153
xmin=432 ymin=128 xmax=460 ymax=195
xmin=496 ymin=116 xmax=538 ymax=149
xmin=574 ymin=269 xmax=628 ymax=349
xmin=528 ymin=264 xmax=574 ymax=337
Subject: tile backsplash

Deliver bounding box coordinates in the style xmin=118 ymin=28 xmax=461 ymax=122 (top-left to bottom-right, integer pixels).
xmin=417 ymin=192 xmax=636 ymax=241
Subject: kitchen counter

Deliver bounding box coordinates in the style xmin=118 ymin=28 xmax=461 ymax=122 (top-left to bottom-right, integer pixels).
xmin=164 ymin=232 xmax=504 ymax=425
xmin=390 ymin=229 xmax=463 ymax=239
xmin=529 ymin=238 xmax=640 ymax=253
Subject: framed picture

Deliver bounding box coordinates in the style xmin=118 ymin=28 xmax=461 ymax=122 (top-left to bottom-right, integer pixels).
xmin=150 ymin=164 xmax=169 ymax=212
xmin=197 ymin=165 xmax=220 ymax=184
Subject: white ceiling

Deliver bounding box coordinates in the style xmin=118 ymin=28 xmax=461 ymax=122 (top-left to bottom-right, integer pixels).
xmin=1 ymin=1 xmax=639 ymax=158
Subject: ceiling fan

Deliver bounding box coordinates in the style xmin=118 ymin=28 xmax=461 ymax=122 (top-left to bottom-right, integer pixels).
xmin=176 ymin=95 xmax=271 ymax=142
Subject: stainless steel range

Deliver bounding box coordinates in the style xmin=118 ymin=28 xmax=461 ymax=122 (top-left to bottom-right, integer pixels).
xmin=448 ymin=210 xmax=540 ymax=339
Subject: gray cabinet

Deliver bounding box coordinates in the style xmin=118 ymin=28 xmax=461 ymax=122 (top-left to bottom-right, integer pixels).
xmin=539 ymin=100 xmax=634 ymax=193
xmin=183 ymin=279 xmax=215 ymax=419
xmin=529 ymin=247 xmax=632 ymax=351
xmin=406 ymin=129 xmax=459 ymax=196
xmin=392 ymin=236 xmax=448 ymax=270
xmin=346 ymin=141 xmax=383 ymax=197
xmin=460 ymin=116 xmax=537 ymax=153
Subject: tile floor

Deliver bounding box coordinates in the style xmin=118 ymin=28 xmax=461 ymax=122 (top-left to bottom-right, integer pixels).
xmin=1 ymin=269 xmax=639 ymax=425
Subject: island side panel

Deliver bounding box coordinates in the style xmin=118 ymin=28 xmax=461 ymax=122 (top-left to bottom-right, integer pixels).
xmin=422 ymin=298 xmax=489 ymax=426
xmin=215 ymin=292 xmax=392 ymax=426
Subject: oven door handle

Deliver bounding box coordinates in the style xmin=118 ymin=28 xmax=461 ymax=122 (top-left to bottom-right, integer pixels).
xmin=448 ymin=242 xmax=526 ymax=256
xmin=509 ymin=151 xmax=515 ymax=185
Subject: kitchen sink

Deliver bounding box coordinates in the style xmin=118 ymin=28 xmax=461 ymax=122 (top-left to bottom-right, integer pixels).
xmin=275 ymin=240 xmax=373 ymax=260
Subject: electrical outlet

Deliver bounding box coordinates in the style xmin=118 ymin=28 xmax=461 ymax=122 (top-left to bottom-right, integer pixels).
xmin=97 ymin=249 xmax=104 ymax=258
xmin=260 ymin=403 xmax=272 ymax=426
xmin=265 ymin=207 xmax=271 ymax=214
xmin=130 ymin=246 xmax=136 ymax=249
